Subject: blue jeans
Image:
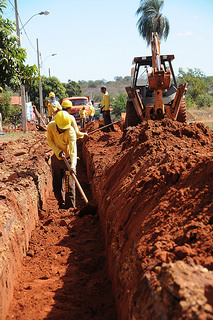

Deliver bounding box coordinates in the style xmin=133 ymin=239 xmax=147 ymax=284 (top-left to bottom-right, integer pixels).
xmin=89 ymin=115 xmax=95 ymax=121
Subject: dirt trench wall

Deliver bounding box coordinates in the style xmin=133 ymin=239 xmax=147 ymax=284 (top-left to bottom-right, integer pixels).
xmin=82 ymin=120 xmax=213 ymax=320
xmin=0 ymin=135 xmax=52 ymax=320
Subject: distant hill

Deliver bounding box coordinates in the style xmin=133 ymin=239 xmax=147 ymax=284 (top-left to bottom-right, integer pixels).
xmin=80 ymin=77 xmax=131 ymax=102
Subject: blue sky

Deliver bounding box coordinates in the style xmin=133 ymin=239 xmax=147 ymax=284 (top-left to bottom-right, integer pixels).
xmin=4 ymin=0 xmax=213 ymax=83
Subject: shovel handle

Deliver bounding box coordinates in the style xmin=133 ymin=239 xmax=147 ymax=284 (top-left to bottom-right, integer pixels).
xmin=88 ymin=120 xmax=120 ymax=135
xmin=63 ymin=156 xmax=89 ymax=204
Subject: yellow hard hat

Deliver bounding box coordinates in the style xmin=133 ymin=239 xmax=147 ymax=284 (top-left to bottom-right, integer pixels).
xmin=55 ymin=111 xmax=71 ymax=130
xmin=49 ymin=92 xmax=55 ymax=98
xmin=62 ymin=100 xmax=73 ymax=109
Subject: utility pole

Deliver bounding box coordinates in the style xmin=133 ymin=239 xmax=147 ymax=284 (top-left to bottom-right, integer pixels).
xmin=14 ymin=0 xmax=27 ymax=133
xmin=37 ymin=38 xmax=44 ymax=118
xmin=48 ymin=68 xmax=51 ymax=77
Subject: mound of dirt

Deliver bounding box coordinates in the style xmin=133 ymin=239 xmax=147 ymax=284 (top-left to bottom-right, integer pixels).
xmin=1 ymin=119 xmax=213 ymax=320
xmin=82 ymin=119 xmax=213 ymax=319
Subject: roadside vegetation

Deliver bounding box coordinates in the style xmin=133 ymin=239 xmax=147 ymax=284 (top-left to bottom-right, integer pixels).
xmin=1 ymin=70 xmax=213 ymax=125
xmin=0 ymin=1 xmax=38 ymax=92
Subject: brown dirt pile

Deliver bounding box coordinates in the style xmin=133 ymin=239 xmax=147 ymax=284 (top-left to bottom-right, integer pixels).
xmin=1 ymin=118 xmax=213 ymax=320
xmin=82 ymin=119 xmax=213 ymax=319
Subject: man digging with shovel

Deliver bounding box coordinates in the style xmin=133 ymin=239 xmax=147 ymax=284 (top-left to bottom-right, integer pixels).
xmin=47 ymin=110 xmax=77 ymax=210
xmin=47 ymin=110 xmax=97 ymax=216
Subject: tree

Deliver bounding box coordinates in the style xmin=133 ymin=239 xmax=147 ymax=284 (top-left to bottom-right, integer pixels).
xmin=0 ymin=90 xmax=13 ymax=121
xmin=0 ymin=1 xmax=38 ymax=90
xmin=111 ymin=93 xmax=127 ymax=119
xmin=87 ymin=80 xmax=97 ymax=88
xmin=63 ymin=80 xmax=82 ymax=97
xmin=178 ymin=68 xmax=213 ymax=108
xmin=27 ymin=76 xmax=66 ymax=108
xmin=136 ymin=0 xmax=169 ymax=45
xmin=114 ymin=76 xmax=123 ymax=82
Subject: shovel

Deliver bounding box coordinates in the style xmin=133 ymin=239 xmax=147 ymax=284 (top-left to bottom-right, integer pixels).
xmin=62 ymin=155 xmax=97 ymax=217
xmin=33 ymin=105 xmax=47 ymax=130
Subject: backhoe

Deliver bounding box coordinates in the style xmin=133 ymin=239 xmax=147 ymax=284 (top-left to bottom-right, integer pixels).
xmin=125 ymin=32 xmax=187 ymax=127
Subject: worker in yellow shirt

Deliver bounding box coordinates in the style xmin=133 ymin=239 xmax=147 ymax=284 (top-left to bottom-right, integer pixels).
xmin=88 ymin=101 xmax=96 ymax=121
xmin=47 ymin=110 xmax=77 ymax=209
xmin=46 ymin=92 xmax=62 ymax=122
xmin=100 ymin=86 xmax=115 ymax=132
xmin=61 ymin=100 xmax=88 ymax=138
xmin=79 ymin=106 xmax=88 ymax=128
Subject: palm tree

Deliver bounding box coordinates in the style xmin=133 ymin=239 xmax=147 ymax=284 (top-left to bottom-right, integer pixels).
xmin=136 ymin=0 xmax=169 ymax=45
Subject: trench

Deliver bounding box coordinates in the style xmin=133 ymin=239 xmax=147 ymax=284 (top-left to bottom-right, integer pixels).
xmin=4 ymin=145 xmax=117 ymax=320
xmin=2 ymin=119 xmax=213 ymax=320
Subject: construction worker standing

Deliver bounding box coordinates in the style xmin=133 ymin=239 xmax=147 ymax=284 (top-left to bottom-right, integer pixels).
xmin=79 ymin=105 xmax=87 ymax=128
xmin=46 ymin=92 xmax=62 ymax=122
xmin=88 ymin=101 xmax=95 ymax=121
xmin=61 ymin=100 xmax=88 ymax=139
xmin=47 ymin=110 xmax=77 ymax=209
xmin=100 ymin=86 xmax=115 ymax=132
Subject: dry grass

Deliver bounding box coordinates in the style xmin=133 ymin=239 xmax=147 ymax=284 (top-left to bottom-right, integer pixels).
xmin=0 ymin=131 xmax=33 ymax=143
xmin=187 ymin=106 xmax=213 ymax=130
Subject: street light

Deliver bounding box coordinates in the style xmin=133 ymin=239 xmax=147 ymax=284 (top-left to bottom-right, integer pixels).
xmin=37 ymin=39 xmax=44 ymax=119
xmin=41 ymin=53 xmax=57 ymax=78
xmin=14 ymin=0 xmax=50 ymax=132
xmin=20 ymin=11 xmax=50 ymax=31
xmin=41 ymin=53 xmax=57 ymax=66
xmin=37 ymin=45 xmax=57 ymax=118
xmin=41 ymin=53 xmax=57 ymax=77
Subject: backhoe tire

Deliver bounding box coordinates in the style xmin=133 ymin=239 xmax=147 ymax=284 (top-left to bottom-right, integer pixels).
xmin=177 ymin=98 xmax=187 ymax=123
xmin=125 ymin=100 xmax=141 ymax=128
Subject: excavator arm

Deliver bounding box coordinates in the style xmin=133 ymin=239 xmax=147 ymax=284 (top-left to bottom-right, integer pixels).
xmin=125 ymin=32 xmax=188 ymax=125
xmin=147 ymin=33 xmax=171 ymax=118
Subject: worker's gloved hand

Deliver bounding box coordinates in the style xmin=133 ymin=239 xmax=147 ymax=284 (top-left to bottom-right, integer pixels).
xmin=70 ymin=168 xmax=76 ymax=175
xmin=84 ymin=132 xmax=88 ymax=137
xmin=59 ymin=151 xmax=66 ymax=158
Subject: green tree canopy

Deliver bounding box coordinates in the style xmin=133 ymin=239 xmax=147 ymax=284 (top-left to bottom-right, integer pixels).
xmin=136 ymin=0 xmax=169 ymax=45
xmin=178 ymin=68 xmax=213 ymax=108
xmin=27 ymin=76 xmax=66 ymax=108
xmin=63 ymin=80 xmax=82 ymax=97
xmin=0 ymin=1 xmax=38 ymax=90
xmin=111 ymin=93 xmax=127 ymax=119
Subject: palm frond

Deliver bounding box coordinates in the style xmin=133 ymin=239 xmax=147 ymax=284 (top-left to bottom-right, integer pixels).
xmin=136 ymin=0 xmax=169 ymax=45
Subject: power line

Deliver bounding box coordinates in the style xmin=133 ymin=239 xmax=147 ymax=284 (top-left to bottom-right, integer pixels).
xmin=4 ymin=0 xmax=15 ymax=19
xmin=7 ymin=0 xmax=15 ymax=9
xmin=19 ymin=16 xmax=37 ymax=52
xmin=6 ymin=0 xmax=37 ymax=52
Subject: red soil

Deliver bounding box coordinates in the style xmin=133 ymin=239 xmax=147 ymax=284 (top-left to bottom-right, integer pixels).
xmin=1 ymin=130 xmax=116 ymax=320
xmin=1 ymin=118 xmax=213 ymax=319
xmin=82 ymin=119 xmax=213 ymax=319
xmin=6 ymin=198 xmax=116 ymax=320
